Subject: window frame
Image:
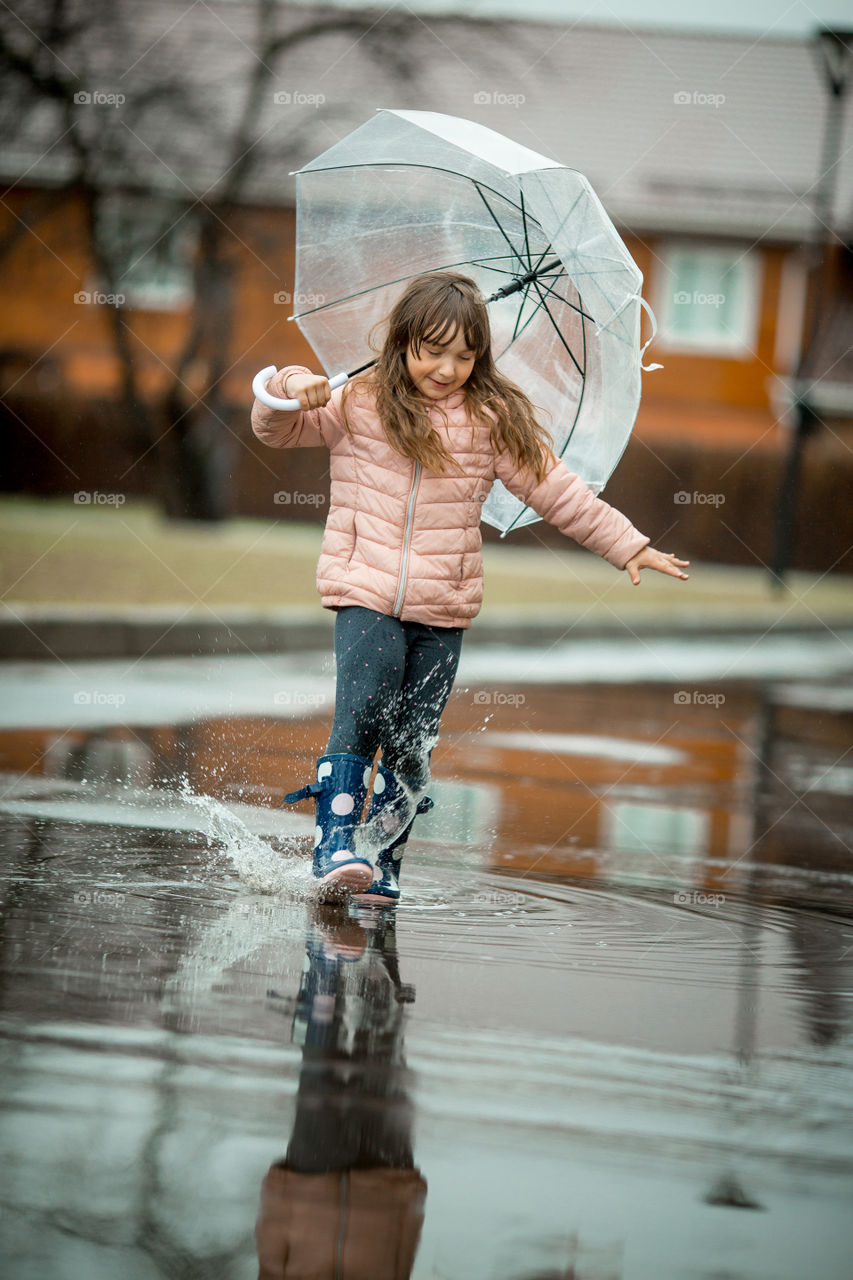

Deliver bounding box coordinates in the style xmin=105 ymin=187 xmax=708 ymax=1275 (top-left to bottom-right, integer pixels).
xmin=654 ymin=240 xmax=762 ymax=358
xmin=94 ymin=193 xmax=197 ymax=312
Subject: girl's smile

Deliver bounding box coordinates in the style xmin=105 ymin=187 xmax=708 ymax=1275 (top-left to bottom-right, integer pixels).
xmin=405 ymin=325 xmax=476 ymax=400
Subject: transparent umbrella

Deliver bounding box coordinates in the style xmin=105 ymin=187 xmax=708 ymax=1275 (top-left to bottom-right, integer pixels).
xmin=252 ymin=108 xmax=661 ymax=536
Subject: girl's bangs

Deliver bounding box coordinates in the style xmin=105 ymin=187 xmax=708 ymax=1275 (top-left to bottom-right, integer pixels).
xmin=413 ymin=287 xmax=490 ymax=357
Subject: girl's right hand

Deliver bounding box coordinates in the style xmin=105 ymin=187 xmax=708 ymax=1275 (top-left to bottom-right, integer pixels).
xmin=276 ymin=371 xmax=332 ymax=410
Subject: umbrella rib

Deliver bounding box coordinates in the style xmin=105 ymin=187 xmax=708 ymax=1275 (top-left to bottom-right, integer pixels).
xmin=519 ymin=189 xmax=533 ymax=273
xmin=291 ymin=251 xmax=562 ymax=322
xmin=532 ymin=272 xmax=641 ymax=352
xmin=486 ymin=262 xmax=591 ymax=357
xmin=536 ymin=275 xmax=588 ymax=467
xmin=508 ymin=282 xmax=573 ymax=350
xmin=473 ymin=184 xmax=529 ymax=275
xmin=528 ymin=184 xmax=589 ymax=276
xmin=490 ymin=272 xmax=598 ymax=363
xmin=291 ymin=255 xmax=525 ymax=320
xmin=302 ymin=161 xmax=538 ymax=224
xmin=471 ymin=261 xmax=534 ymax=279
xmin=521 ymin=272 xmax=598 ymax=327
xmin=551 ymin=291 xmax=589 ymax=468
xmin=509 ymin=281 xmax=535 ymax=345
xmin=493 ymin=273 xmax=589 ymax=537
xmin=495 ymin=270 xmax=636 ymax=362
xmin=538 ymin=272 xmax=638 ymax=351
xmin=530 ymin=276 xmax=585 ymax=378
xmin=493 ymin=284 xmax=544 ymax=360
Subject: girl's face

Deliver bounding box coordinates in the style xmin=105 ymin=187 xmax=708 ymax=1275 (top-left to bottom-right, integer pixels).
xmin=405 ymin=325 xmax=476 ymax=400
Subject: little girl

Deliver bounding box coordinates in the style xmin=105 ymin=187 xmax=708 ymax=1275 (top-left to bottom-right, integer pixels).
xmin=251 ymin=272 xmax=688 ymax=906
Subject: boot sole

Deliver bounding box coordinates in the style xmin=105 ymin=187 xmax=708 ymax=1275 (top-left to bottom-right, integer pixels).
xmin=315 ymin=862 xmax=374 ymax=902
xmin=353 ymin=890 xmax=399 ymax=906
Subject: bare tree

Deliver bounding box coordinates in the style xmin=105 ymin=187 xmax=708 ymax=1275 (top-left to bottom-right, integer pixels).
xmin=0 ymin=0 xmax=417 ymax=518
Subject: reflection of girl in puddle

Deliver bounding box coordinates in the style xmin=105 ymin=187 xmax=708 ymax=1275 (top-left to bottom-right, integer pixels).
xmin=255 ymin=906 xmax=426 ymax=1279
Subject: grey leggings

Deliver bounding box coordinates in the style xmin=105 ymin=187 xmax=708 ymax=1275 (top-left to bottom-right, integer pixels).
xmin=325 ymin=606 xmax=464 ymax=789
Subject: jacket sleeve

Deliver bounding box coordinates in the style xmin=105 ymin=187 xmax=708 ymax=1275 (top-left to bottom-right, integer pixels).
xmin=494 ymin=447 xmax=650 ymax=570
xmin=251 ymin=364 xmax=347 ymax=450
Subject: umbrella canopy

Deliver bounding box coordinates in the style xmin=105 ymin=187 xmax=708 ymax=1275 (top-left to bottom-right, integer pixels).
xmin=288 ymin=108 xmax=659 ymax=536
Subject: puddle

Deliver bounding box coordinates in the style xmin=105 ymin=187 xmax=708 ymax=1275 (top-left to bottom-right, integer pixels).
xmin=1 ymin=651 xmax=852 ymax=1278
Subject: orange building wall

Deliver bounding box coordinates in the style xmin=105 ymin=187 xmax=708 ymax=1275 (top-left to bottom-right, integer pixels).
xmin=0 ymin=190 xmax=314 ymax=402
xmin=6 ymin=186 xmax=851 ymax=572
xmin=1 ymin=188 xmax=793 ymax=442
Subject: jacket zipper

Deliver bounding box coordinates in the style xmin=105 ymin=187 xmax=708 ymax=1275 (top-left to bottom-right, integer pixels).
xmin=392 ymin=460 xmax=421 ymax=616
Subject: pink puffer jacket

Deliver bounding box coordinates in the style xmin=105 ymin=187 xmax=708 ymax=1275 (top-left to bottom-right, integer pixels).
xmin=251 ymin=366 xmax=650 ymax=629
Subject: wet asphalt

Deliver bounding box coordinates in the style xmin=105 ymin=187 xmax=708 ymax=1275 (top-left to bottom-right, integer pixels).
xmin=0 ymin=641 xmax=852 ymax=1279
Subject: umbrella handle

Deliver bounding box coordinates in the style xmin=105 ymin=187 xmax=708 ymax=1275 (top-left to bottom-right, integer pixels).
xmin=252 ymin=366 xmax=349 ymax=410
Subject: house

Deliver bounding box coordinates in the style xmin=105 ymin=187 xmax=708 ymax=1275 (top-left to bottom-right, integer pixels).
xmin=1 ymin=3 xmax=851 ymax=568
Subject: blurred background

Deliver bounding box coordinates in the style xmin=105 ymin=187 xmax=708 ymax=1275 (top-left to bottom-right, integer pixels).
xmin=3 ymin=10 xmax=853 ymax=1279
xmin=1 ymin=0 xmax=852 ymax=610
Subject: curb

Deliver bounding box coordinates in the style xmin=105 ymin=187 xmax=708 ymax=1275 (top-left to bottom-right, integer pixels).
xmin=2 ymin=606 xmax=852 ymax=661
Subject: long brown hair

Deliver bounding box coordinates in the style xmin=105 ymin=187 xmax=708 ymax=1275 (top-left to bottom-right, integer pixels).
xmin=341 ymin=272 xmax=554 ymax=481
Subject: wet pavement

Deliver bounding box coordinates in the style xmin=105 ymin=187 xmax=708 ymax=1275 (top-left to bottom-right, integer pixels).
xmin=1 ymin=638 xmax=852 ymax=1279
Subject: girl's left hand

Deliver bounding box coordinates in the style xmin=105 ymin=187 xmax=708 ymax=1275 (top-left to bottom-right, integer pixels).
xmin=625 ymin=547 xmax=690 ymax=585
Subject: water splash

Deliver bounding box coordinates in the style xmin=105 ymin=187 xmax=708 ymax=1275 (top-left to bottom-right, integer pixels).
xmin=354 ymin=709 xmax=439 ymax=858
xmin=354 ymin=771 xmax=428 ymax=859
xmin=180 ymin=783 xmax=313 ymax=898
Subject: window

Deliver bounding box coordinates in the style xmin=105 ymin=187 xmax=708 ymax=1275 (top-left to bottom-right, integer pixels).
xmin=656 ymin=243 xmax=761 ymax=356
xmin=602 ymin=801 xmax=710 ymax=859
xmin=95 ymin=194 xmax=196 ymax=310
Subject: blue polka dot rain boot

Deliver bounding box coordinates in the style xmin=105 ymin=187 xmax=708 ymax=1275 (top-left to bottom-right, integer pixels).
xmin=354 ymin=761 xmax=434 ymax=906
xmin=284 ymin=754 xmax=374 ymax=902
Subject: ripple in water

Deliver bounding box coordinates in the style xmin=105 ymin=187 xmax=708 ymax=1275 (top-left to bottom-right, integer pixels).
xmin=395 ymin=872 xmax=846 ymax=993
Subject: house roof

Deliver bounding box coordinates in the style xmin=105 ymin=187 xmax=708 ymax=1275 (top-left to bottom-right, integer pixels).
xmin=1 ymin=2 xmax=851 ymax=242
